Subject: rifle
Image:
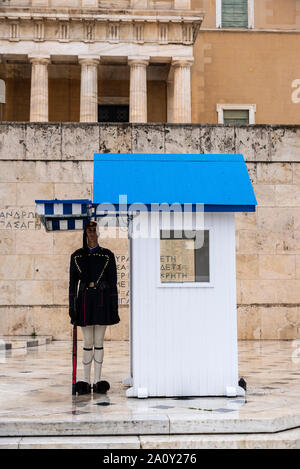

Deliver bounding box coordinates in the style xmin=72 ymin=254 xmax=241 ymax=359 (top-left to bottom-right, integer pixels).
xmin=72 ymin=324 xmax=77 ymax=396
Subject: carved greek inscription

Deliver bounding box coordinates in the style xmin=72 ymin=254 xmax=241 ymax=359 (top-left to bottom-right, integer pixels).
xmin=116 ymin=254 xmax=129 ymax=305
xmin=0 ymin=208 xmax=41 ymax=230
xmin=160 ymin=239 xmax=195 ymax=282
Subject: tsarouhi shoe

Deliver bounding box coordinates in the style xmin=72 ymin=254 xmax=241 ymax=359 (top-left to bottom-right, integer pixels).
xmin=76 ymin=381 xmax=91 ymax=395
xmin=93 ymin=381 xmax=110 ymax=394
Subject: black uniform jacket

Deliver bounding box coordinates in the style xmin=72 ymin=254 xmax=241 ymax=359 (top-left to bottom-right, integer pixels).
xmin=69 ymin=246 xmax=120 ymax=327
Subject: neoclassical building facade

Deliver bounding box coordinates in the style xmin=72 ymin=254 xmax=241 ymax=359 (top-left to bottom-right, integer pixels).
xmin=1 ymin=0 xmax=300 ymax=125
xmin=0 ymin=0 xmax=202 ymax=124
xmin=1 ymin=1 xmax=300 ymax=342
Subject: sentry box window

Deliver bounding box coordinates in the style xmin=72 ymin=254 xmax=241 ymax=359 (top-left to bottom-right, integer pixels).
xmin=160 ymin=229 xmax=210 ymax=284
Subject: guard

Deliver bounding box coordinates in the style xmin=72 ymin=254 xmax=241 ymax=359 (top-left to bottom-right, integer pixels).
xmin=69 ymin=220 xmax=120 ymax=395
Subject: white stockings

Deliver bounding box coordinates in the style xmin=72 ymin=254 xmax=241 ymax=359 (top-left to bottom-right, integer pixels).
xmin=81 ymin=325 xmax=107 ymax=385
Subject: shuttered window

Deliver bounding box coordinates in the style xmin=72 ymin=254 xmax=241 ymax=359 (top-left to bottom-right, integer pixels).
xmin=223 ymin=109 xmax=249 ymax=125
xmin=222 ymin=0 xmax=248 ymax=28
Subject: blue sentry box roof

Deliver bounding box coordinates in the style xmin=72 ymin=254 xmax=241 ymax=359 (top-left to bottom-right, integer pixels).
xmin=93 ymin=153 xmax=257 ymax=212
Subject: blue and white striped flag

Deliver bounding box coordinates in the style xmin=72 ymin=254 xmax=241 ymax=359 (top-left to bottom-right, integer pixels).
xmin=35 ymin=199 xmax=93 ymax=231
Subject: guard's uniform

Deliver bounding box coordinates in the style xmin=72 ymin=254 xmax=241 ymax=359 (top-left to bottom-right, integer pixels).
xmin=69 ymin=245 xmax=120 ymax=326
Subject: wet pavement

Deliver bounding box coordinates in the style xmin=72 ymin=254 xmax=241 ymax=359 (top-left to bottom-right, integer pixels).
xmin=0 ymin=339 xmax=300 ymax=448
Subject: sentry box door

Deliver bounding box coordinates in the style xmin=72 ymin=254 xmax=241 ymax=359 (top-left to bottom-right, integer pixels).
xmin=126 ymin=210 xmax=241 ymax=398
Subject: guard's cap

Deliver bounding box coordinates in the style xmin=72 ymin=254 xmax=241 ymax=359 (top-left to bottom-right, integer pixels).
xmin=84 ymin=220 xmax=97 ymax=232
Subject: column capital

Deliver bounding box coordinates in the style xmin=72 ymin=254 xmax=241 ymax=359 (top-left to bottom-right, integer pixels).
xmin=171 ymin=56 xmax=194 ymax=68
xmin=28 ymin=55 xmax=50 ymax=65
xmin=78 ymin=56 xmax=100 ymax=66
xmin=128 ymin=56 xmax=150 ymax=67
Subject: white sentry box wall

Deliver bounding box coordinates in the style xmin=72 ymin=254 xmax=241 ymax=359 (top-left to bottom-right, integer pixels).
xmin=126 ymin=210 xmax=242 ymax=398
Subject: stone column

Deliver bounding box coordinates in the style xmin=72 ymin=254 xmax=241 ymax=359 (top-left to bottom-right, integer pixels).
xmin=128 ymin=56 xmax=149 ymax=123
xmin=79 ymin=56 xmax=100 ymax=122
xmin=172 ymin=57 xmax=194 ymax=124
xmin=29 ymin=56 xmax=50 ymax=122
xmin=167 ymin=79 xmax=174 ymax=123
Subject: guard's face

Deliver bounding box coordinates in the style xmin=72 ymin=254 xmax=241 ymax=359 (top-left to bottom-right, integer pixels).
xmin=86 ymin=226 xmax=98 ymax=244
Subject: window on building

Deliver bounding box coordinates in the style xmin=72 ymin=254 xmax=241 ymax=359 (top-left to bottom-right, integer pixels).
xmin=222 ymin=0 xmax=248 ymax=28
xmin=160 ymin=229 xmax=210 ymax=284
xmin=98 ymin=105 xmax=129 ymax=123
xmin=223 ymin=109 xmax=249 ymax=125
xmin=217 ymin=104 xmax=256 ymax=124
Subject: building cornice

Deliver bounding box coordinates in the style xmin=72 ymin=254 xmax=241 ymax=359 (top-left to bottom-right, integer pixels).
xmin=0 ymin=8 xmax=203 ymax=45
xmin=0 ymin=8 xmax=204 ymax=22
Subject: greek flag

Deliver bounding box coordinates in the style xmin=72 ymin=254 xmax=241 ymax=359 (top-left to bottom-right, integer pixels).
xmin=35 ymin=199 xmax=93 ymax=231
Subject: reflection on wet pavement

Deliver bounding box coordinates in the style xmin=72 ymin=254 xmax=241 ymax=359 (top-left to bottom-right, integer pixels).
xmin=0 ymin=340 xmax=299 ymax=432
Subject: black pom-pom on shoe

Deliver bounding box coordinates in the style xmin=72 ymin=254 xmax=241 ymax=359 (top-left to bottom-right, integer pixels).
xmin=93 ymin=380 xmax=110 ymax=394
xmin=238 ymin=377 xmax=247 ymax=391
xmin=76 ymin=381 xmax=91 ymax=395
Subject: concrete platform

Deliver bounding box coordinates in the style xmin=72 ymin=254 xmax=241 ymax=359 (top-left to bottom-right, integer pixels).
xmin=0 ymin=340 xmax=300 ymax=448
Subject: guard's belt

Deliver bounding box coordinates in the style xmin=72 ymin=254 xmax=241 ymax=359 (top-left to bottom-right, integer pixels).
xmin=79 ymin=280 xmax=110 ymax=291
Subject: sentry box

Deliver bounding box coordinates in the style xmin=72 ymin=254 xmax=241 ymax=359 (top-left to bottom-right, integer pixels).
xmin=93 ymin=153 xmax=257 ymax=398
xmin=36 ymin=153 xmax=257 ymax=399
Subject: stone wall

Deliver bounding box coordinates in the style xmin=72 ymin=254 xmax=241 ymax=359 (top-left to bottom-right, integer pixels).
xmin=0 ymin=122 xmax=300 ymax=340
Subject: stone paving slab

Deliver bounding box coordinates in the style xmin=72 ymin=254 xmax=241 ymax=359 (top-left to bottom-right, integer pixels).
xmin=0 ymin=340 xmax=300 ymax=442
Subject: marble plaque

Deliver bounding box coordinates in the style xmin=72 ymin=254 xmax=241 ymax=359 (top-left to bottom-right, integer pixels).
xmin=160 ymin=238 xmax=195 ymax=283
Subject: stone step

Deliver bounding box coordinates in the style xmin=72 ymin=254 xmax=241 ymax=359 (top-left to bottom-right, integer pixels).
xmin=1 ymin=428 xmax=300 ymax=449
xmin=140 ymin=429 xmax=300 ymax=449
xmin=0 ymin=336 xmax=52 ymax=351
xmin=0 ymin=435 xmax=140 ymax=449
xmin=2 ymin=408 xmax=300 ymax=437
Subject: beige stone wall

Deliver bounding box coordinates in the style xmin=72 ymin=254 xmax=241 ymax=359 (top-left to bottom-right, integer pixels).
xmin=192 ymin=30 xmax=300 ymax=125
xmin=254 ymin=0 xmax=300 ymax=30
xmin=197 ymin=0 xmax=300 ymax=30
xmin=1 ymin=2 xmax=300 ymax=126
xmin=0 ymin=123 xmax=300 ymax=341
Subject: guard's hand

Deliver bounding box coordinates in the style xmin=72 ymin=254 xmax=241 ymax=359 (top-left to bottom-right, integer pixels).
xmin=69 ymin=310 xmax=77 ymax=326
